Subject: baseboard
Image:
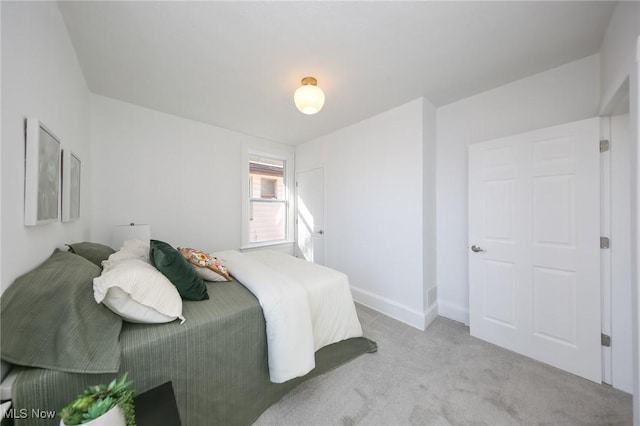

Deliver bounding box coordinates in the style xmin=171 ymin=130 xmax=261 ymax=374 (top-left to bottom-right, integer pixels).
xmin=351 ymin=286 xmax=433 ymax=331
xmin=437 ymin=301 xmax=469 ymax=325
xmin=424 ymin=302 xmax=439 ymax=328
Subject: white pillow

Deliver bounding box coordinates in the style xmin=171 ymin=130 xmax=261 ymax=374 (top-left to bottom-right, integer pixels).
xmin=93 ymin=259 xmax=184 ymax=324
xmin=102 ymin=239 xmax=150 ymax=271
xmin=122 ymin=239 xmax=151 ymax=261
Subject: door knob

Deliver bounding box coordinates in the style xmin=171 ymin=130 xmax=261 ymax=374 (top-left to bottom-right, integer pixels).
xmin=317 ymin=230 xmax=324 ymax=235
xmin=470 ymin=245 xmax=485 ymax=252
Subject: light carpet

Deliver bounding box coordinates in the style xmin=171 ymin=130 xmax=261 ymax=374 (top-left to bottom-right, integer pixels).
xmin=254 ymin=304 xmax=632 ymax=426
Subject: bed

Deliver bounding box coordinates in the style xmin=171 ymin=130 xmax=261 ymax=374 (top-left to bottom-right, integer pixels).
xmin=1 ymin=243 xmax=376 ymax=426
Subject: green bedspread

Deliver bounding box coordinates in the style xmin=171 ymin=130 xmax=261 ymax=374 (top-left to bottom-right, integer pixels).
xmin=11 ymin=279 xmax=377 ymax=426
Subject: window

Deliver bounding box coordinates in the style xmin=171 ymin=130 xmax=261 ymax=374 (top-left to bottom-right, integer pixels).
xmin=248 ymin=155 xmax=286 ymax=243
xmin=242 ymin=146 xmax=294 ymax=248
xmin=260 ymin=178 xmax=277 ymax=199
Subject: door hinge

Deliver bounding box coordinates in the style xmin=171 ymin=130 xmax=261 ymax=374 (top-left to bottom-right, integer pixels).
xmin=601 ymin=333 xmax=611 ymax=347
xmin=600 ymin=237 xmax=610 ymax=249
xmin=600 ymin=139 xmax=610 ymax=153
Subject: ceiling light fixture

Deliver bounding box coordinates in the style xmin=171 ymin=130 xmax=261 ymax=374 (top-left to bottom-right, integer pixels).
xmin=294 ymin=77 xmax=325 ymax=115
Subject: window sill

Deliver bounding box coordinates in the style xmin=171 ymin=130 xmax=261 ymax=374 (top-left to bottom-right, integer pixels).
xmin=240 ymin=240 xmax=295 ymax=251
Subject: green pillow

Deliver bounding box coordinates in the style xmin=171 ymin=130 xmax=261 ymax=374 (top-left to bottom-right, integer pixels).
xmin=1 ymin=250 xmax=123 ymax=373
xmin=66 ymin=242 xmax=116 ymax=267
xmin=150 ymin=240 xmax=209 ymax=301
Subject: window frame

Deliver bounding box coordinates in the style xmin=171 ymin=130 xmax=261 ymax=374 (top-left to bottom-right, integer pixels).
xmin=241 ymin=144 xmax=294 ymax=249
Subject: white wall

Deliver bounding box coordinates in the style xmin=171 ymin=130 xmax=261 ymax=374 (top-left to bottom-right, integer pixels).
xmin=600 ymin=2 xmax=640 ymax=114
xmin=436 ymin=54 xmax=600 ymax=324
xmin=630 ymin=35 xmax=640 ymax=426
xmin=1 ymin=0 xmax=4 ymax=297
xmin=90 ymin=94 xmax=292 ymax=253
xmin=1 ymin=2 xmax=91 ymax=291
xmin=296 ymin=98 xmax=434 ymax=329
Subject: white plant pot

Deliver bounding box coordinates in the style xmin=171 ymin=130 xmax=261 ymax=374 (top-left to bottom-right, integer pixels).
xmin=60 ymin=404 xmax=126 ymax=426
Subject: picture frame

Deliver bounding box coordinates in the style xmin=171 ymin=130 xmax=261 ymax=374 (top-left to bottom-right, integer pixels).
xmin=62 ymin=150 xmax=81 ymax=222
xmin=24 ymin=118 xmax=61 ymax=226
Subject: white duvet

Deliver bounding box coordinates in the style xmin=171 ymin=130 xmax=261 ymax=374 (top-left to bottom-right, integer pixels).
xmin=213 ymin=250 xmax=363 ymax=383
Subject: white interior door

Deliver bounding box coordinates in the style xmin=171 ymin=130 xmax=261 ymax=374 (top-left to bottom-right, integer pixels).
xmin=295 ymin=167 xmax=325 ymax=265
xmin=469 ymin=117 xmax=601 ymax=382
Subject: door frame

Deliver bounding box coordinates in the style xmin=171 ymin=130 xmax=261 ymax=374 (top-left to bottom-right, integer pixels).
xmin=601 ymin=116 xmax=613 ymax=385
xmin=600 ymin=67 xmax=635 ymax=393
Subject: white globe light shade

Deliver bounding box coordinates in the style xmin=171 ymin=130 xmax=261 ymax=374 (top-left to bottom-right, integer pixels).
xmin=294 ymin=83 xmax=325 ymax=115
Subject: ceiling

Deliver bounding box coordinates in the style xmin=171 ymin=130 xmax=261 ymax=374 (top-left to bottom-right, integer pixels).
xmin=58 ymin=1 xmax=616 ymax=145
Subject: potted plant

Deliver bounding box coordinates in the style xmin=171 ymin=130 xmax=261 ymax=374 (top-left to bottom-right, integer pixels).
xmin=59 ymin=373 xmax=135 ymax=426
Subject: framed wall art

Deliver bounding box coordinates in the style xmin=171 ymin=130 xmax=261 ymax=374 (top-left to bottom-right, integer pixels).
xmin=24 ymin=118 xmax=61 ymax=226
xmin=62 ymin=149 xmax=81 ymax=222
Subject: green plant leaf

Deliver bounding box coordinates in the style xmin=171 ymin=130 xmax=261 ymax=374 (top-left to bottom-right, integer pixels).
xmin=83 ymin=397 xmax=114 ymax=422
xmin=59 ymin=373 xmax=136 ymax=426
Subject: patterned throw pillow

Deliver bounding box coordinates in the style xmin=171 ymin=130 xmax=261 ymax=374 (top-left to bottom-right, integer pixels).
xmin=177 ymin=248 xmax=231 ymax=282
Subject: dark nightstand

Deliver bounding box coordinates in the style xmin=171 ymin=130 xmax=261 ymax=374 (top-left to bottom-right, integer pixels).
xmin=134 ymin=381 xmax=181 ymax=426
